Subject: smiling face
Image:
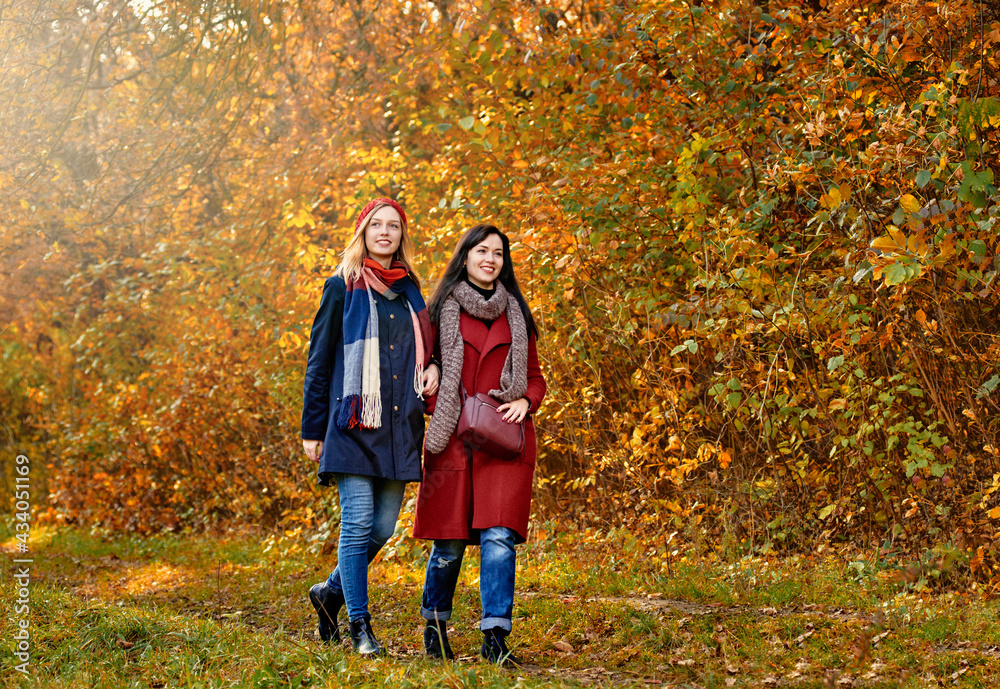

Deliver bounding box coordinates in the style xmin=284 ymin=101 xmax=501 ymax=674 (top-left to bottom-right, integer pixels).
xmin=363 ymin=205 xmax=403 ymax=267
xmin=465 ymin=232 xmax=504 ymax=290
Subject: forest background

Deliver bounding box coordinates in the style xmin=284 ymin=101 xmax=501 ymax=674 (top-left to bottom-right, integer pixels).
xmin=1 ymin=0 xmax=1000 ymax=591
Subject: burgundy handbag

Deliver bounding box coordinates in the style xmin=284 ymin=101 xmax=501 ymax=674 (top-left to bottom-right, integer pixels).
xmin=457 ymin=391 xmax=525 ymax=460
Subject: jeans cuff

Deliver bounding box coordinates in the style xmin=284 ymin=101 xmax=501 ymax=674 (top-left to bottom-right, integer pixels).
xmin=421 ymin=606 xmax=453 ymax=622
xmin=480 ymin=617 xmax=512 ymax=632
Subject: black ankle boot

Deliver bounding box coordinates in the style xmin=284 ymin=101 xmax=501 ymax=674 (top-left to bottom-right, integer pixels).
xmin=308 ymin=582 xmax=344 ymax=642
xmin=424 ymin=619 xmax=454 ymax=660
xmin=348 ymin=616 xmax=385 ymax=656
xmin=481 ymin=626 xmax=520 ymax=666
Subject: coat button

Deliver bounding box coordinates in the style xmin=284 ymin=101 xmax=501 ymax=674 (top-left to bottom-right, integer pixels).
xmin=390 ymin=314 xmax=395 ymax=319
xmin=393 ymin=405 xmax=398 ymax=411
xmin=393 ymin=374 xmax=398 ymax=380
xmin=390 ymin=344 xmax=394 ymax=350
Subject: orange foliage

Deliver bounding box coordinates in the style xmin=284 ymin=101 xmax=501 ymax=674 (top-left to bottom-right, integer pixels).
xmin=1 ymin=0 xmax=1000 ymax=587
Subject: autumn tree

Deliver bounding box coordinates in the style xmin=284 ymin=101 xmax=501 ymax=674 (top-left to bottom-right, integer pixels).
xmin=2 ymin=0 xmax=999 ymax=585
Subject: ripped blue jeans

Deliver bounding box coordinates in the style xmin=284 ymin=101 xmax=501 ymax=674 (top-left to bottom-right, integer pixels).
xmin=420 ymin=526 xmax=517 ymax=632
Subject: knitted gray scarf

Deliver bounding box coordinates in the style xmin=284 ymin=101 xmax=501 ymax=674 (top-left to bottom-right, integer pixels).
xmin=424 ymin=281 xmax=528 ymax=455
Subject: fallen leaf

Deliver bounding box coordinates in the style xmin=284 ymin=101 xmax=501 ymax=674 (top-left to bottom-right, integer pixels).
xmin=852 ymin=631 xmax=872 ymax=666
xmin=794 ymin=629 xmax=815 ymax=644
xmin=553 ymin=640 xmax=574 ymax=654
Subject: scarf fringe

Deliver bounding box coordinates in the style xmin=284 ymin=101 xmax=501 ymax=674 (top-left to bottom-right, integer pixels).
xmin=361 ymin=393 xmax=381 ymax=429
xmin=409 ymin=300 xmax=425 ymax=400
xmin=337 ymin=395 xmax=361 ymax=429
xmin=413 ymin=362 xmax=424 ymax=400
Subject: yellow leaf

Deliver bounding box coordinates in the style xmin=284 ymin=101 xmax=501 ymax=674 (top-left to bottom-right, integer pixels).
xmin=718 ymin=450 xmax=732 ymax=469
xmin=888 ymin=226 xmax=907 ymax=246
xmin=871 ymin=236 xmax=903 ymax=252
xmin=907 ymin=233 xmax=926 ymax=255
xmin=915 ymin=309 xmax=926 ymax=324
xmin=988 ymin=506 xmax=1000 ymax=519
xmin=900 ymin=194 xmax=920 ymax=214
xmin=511 ymin=159 xmax=530 ymax=169
xmin=287 ymin=207 xmax=315 ymax=229
xmin=938 ymin=237 xmax=955 ymax=260
xmin=278 ymin=331 xmax=303 ymax=350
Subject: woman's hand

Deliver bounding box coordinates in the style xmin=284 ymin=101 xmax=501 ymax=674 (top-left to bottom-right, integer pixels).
xmin=497 ymin=398 xmax=530 ymax=424
xmin=303 ymin=439 xmax=323 ymax=463
xmin=422 ymin=363 xmax=440 ymax=397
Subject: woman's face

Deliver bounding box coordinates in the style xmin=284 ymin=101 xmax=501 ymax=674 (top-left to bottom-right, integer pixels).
xmin=465 ymin=233 xmax=504 ymax=290
xmin=364 ymin=206 xmax=403 ymax=267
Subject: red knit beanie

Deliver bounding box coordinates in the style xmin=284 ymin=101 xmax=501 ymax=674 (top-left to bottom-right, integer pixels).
xmin=355 ymin=197 xmax=407 ymax=235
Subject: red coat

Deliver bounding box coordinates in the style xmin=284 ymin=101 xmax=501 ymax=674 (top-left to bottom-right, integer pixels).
xmin=413 ymin=309 xmax=546 ymax=544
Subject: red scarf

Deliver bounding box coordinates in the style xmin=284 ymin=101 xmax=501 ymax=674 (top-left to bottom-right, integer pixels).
xmin=364 ymin=258 xmax=408 ymax=288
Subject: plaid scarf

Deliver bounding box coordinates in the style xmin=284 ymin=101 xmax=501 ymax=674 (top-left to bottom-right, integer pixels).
xmin=337 ymin=258 xmax=432 ymax=429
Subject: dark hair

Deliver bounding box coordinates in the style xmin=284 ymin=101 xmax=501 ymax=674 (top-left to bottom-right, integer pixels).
xmin=429 ymin=224 xmax=538 ymax=338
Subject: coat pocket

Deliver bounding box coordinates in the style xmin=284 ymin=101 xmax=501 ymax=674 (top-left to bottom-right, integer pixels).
xmin=423 ymin=436 xmax=469 ymax=471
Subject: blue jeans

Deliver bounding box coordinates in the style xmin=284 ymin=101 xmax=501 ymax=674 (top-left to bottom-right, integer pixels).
xmin=326 ymin=474 xmax=406 ymax=621
xmin=420 ymin=526 xmax=517 ymax=632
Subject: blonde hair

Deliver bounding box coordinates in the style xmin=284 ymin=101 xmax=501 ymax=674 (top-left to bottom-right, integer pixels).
xmin=335 ymin=203 xmax=421 ymax=288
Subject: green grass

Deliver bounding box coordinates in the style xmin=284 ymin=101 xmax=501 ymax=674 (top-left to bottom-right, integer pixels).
xmin=2 ymin=525 xmax=999 ymax=687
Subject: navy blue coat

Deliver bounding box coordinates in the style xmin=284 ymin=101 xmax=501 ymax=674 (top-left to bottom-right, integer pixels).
xmin=301 ymin=275 xmax=424 ymax=485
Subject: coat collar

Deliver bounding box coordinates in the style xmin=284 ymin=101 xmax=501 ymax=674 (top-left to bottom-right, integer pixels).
xmin=459 ymin=310 xmax=511 ymax=357
xmin=459 ymin=312 xmax=489 ymax=353
xmin=481 ymin=308 xmax=511 ymax=357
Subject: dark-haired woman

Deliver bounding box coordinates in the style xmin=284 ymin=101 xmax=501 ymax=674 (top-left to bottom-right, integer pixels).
xmin=413 ymin=224 xmax=545 ymax=665
xmin=301 ymin=198 xmax=439 ymax=656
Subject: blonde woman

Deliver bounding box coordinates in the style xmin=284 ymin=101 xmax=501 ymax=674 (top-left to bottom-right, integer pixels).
xmin=301 ymin=198 xmax=439 ymax=656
